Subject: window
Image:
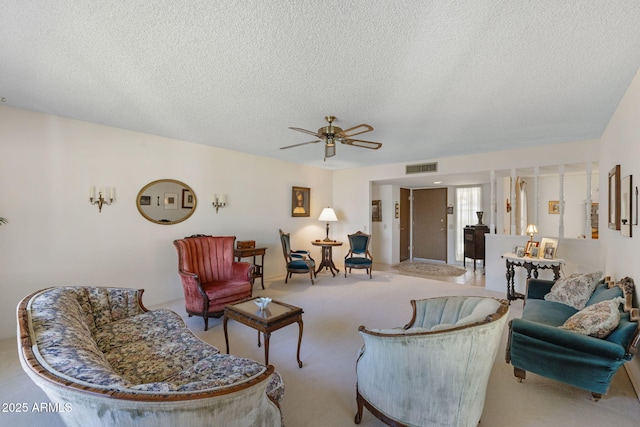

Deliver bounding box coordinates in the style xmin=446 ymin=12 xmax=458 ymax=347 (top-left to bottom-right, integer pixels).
xmin=455 ymin=186 xmax=482 ymax=261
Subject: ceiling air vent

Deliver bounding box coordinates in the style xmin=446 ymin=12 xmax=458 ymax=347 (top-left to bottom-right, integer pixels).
xmin=406 ymin=162 xmax=438 ymax=174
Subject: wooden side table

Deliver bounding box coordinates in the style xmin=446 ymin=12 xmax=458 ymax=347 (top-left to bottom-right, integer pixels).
xmin=224 ymin=297 xmax=304 ymax=368
xmin=502 ymin=252 xmax=564 ymax=303
xmin=311 ymin=240 xmax=343 ymax=276
xmin=234 ymin=247 xmax=267 ymax=289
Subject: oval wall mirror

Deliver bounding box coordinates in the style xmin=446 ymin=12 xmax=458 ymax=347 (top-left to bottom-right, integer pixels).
xmin=136 ymin=179 xmax=197 ymax=225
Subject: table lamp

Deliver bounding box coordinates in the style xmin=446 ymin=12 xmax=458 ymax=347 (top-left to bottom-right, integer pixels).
xmin=526 ymin=224 xmax=538 ymax=243
xmin=318 ymin=207 xmax=338 ymax=241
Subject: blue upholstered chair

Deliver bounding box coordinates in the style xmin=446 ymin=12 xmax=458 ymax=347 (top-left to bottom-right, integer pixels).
xmin=344 ymin=231 xmax=373 ymax=279
xmin=355 ymin=296 xmax=509 ymax=426
xmin=279 ymin=229 xmax=316 ymax=284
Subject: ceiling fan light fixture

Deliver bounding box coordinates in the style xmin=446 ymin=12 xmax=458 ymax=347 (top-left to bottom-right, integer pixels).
xmin=324 ymin=144 xmax=336 ymax=160
xmin=284 ymin=115 xmax=382 ymax=161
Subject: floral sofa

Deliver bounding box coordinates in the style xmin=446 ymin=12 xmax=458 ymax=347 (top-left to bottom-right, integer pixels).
xmin=17 ymin=286 xmax=284 ymax=427
xmin=506 ymin=274 xmax=639 ymax=400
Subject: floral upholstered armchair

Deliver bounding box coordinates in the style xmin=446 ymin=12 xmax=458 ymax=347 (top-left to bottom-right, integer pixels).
xmin=355 ymin=296 xmax=509 ymax=427
xmin=173 ymin=235 xmax=254 ymax=330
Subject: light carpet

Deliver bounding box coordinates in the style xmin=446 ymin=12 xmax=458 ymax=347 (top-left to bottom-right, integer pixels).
xmin=1 ymin=268 xmax=639 ymax=427
xmin=392 ymin=260 xmax=467 ymax=277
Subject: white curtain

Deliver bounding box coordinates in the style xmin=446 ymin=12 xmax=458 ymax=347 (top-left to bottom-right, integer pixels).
xmin=455 ymin=186 xmax=482 ymax=261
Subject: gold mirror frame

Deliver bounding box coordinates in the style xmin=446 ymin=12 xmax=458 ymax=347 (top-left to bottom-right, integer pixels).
xmin=136 ymin=179 xmax=197 ymax=225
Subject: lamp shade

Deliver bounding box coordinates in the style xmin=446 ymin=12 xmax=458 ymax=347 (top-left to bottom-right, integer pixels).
xmin=318 ymin=207 xmax=338 ymax=222
xmin=525 ymin=224 xmax=538 ymax=235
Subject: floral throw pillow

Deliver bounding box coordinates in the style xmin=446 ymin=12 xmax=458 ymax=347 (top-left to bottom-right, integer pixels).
xmin=559 ymin=297 xmax=623 ymax=338
xmin=544 ymin=271 xmax=603 ymax=310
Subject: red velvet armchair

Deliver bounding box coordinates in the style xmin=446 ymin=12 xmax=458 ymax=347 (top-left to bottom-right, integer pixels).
xmin=173 ymin=235 xmax=254 ymax=331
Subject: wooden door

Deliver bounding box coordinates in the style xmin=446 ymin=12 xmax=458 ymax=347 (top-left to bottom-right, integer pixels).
xmin=412 ymin=188 xmax=447 ymax=261
xmin=399 ymin=188 xmax=410 ymax=261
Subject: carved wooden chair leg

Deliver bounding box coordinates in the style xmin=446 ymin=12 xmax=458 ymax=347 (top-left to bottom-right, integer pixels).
xmin=591 ymin=392 xmax=602 ymax=401
xmin=514 ymin=367 xmax=526 ymax=382
xmin=354 ymin=391 xmax=363 ymax=424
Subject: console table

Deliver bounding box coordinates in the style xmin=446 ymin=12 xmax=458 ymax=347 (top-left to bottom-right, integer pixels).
xmin=502 ymin=252 xmax=564 ymax=303
xmin=234 ymin=246 xmax=267 ymax=289
xmin=311 ymin=240 xmax=343 ymax=277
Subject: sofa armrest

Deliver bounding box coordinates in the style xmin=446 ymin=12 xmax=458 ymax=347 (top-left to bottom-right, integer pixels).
xmin=510 ymin=318 xmax=626 ymax=359
xmin=526 ymin=279 xmax=555 ymax=300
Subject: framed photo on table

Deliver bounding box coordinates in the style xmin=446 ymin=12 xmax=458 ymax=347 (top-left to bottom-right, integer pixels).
xmin=530 ymin=246 xmax=540 ymax=258
xmin=539 ymin=238 xmax=558 ymax=260
xmin=525 ymin=240 xmax=539 ymax=256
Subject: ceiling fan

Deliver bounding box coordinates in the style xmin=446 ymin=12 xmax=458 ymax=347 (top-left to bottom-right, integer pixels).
xmin=281 ymin=116 xmax=382 ymax=161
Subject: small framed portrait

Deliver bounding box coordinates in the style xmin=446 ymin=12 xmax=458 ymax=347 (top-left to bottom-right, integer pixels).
xmin=292 ymin=186 xmax=310 ymax=217
xmin=525 ymin=240 xmax=539 ymax=256
xmin=530 ymin=246 xmax=540 ymax=258
xmin=372 ymin=200 xmax=382 ymax=222
xmin=540 ymin=238 xmax=558 ymax=259
xmin=181 ymin=188 xmax=195 ymax=209
xmin=164 ymin=192 xmax=178 ymax=210
xmin=548 ymin=200 xmax=560 ymax=214
xmin=515 ymin=246 xmax=525 ymax=258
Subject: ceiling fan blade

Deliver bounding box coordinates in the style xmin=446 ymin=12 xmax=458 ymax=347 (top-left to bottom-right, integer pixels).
xmin=288 ymin=127 xmax=321 ymax=138
xmin=280 ymin=140 xmax=320 ymax=150
xmin=337 ymin=124 xmax=373 ymax=138
xmin=341 ymin=138 xmax=382 ymax=150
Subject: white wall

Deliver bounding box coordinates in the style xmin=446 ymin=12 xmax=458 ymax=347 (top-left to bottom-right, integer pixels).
xmin=598 ymin=66 xmax=640 ymax=398
xmin=0 ymin=106 xmax=333 ymax=339
xmin=334 ymin=140 xmax=600 ymax=268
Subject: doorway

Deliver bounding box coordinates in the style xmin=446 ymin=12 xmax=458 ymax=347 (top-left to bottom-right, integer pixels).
xmin=412 ymin=188 xmax=447 ymax=261
xmin=399 ymin=188 xmax=410 ymax=261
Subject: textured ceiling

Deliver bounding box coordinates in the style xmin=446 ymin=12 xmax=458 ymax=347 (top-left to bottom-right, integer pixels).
xmin=2 ymin=1 xmax=640 ymax=170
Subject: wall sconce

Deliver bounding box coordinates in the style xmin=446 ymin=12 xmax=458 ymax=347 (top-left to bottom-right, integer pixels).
xmin=89 ymin=186 xmax=114 ymax=213
xmin=212 ymin=194 xmax=226 ymax=213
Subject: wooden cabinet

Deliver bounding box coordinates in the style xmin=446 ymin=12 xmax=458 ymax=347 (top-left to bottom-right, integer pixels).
xmin=463 ymin=225 xmax=489 ymax=271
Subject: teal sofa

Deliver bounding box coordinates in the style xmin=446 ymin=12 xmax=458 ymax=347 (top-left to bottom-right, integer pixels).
xmin=506 ymin=278 xmax=639 ymax=400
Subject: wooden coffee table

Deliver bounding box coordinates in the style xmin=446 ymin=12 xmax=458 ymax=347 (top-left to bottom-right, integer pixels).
xmin=223 ymin=297 xmax=304 ymax=368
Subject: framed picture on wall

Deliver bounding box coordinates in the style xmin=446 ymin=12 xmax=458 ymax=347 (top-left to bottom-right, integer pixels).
xmin=621 ymin=175 xmax=632 ymax=237
xmin=372 ymin=200 xmax=382 ymax=221
xmin=292 ymin=186 xmax=310 ymax=217
xmin=181 ymin=188 xmax=195 ymax=209
xmin=164 ymin=192 xmax=178 ymax=210
xmin=548 ymin=200 xmax=560 ymax=214
xmin=608 ymin=164 xmax=621 ymax=230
